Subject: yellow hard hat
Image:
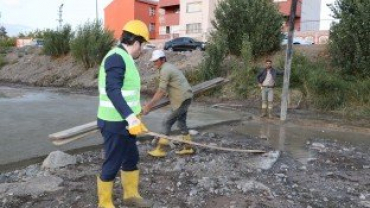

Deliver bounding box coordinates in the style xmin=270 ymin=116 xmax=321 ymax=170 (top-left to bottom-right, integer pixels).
xmin=123 ymin=20 xmax=149 ymax=42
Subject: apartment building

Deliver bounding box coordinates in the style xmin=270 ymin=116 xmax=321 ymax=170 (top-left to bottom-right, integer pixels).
xmin=104 ymin=0 xmax=159 ymax=40
xmin=158 ymin=0 xmax=180 ymax=39
xmin=178 ymin=0 xmax=218 ymax=41
xmin=104 ymin=0 xmax=331 ymax=43
xmin=300 ymin=0 xmax=335 ymax=31
xmin=176 ymin=0 xmax=301 ymax=40
xmin=273 ymin=0 xmax=302 ymax=31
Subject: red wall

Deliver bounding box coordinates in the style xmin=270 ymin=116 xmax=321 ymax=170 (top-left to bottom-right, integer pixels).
xmin=275 ymin=0 xmax=302 ymax=31
xmin=276 ymin=0 xmax=301 ymax=17
xmin=105 ymin=0 xmax=159 ymax=40
xmin=162 ymin=13 xmax=179 ymax=26
xmin=104 ymin=0 xmax=135 ymax=39
xmin=134 ymin=1 xmax=159 ymax=39
xmin=159 ymin=0 xmax=179 ymax=7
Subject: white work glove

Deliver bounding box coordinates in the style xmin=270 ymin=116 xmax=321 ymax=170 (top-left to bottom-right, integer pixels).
xmin=126 ymin=114 xmax=148 ymax=136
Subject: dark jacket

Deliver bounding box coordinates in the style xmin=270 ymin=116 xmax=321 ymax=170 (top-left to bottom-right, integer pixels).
xmin=256 ymin=68 xmax=283 ymax=85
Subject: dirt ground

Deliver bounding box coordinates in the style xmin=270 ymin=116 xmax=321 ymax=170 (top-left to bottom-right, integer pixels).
xmin=0 ymin=117 xmax=369 ymax=208
xmin=1 ymin=45 xmax=370 ymax=207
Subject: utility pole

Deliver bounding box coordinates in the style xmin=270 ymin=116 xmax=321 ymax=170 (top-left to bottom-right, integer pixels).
xmin=95 ymin=0 xmax=98 ymax=22
xmin=58 ymin=4 xmax=64 ymax=30
xmin=280 ymin=0 xmax=298 ymax=121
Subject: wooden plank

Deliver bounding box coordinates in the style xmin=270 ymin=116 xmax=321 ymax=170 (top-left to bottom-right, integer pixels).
xmin=49 ymin=121 xmax=97 ymax=141
xmin=146 ymin=131 xmax=266 ymax=153
xmin=49 ymin=77 xmax=227 ymax=142
xmin=52 ymin=129 xmax=99 ymax=145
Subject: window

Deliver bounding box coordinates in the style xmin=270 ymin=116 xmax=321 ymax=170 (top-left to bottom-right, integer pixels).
xmin=166 ymin=26 xmax=170 ymax=34
xmin=149 ymin=7 xmax=155 ymax=16
xmin=186 ymin=2 xmax=202 ymax=13
xmin=186 ymin=23 xmax=202 ymax=34
xmin=149 ymin=23 xmax=155 ymax=32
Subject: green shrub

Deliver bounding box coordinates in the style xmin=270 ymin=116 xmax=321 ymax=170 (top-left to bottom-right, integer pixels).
xmin=196 ymin=0 xmax=283 ymax=86
xmin=213 ymin=0 xmax=283 ymax=57
xmin=275 ymin=52 xmax=370 ymax=111
xmin=0 ymin=37 xmax=16 ymax=49
xmin=231 ymin=39 xmax=257 ymax=98
xmin=329 ymin=0 xmax=370 ymax=78
xmin=70 ymin=21 xmax=115 ymax=69
xmin=43 ymin=25 xmax=73 ymax=57
xmin=197 ymin=32 xmax=228 ymax=81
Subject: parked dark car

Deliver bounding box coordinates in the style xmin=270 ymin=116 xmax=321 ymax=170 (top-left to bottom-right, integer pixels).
xmin=164 ymin=37 xmax=206 ymax=51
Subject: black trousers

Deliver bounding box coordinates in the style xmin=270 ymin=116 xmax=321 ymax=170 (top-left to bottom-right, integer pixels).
xmin=100 ymin=129 xmax=139 ymax=181
xmin=163 ymin=99 xmax=192 ymax=135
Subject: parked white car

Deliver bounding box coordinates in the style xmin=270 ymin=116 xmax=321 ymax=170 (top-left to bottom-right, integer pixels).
xmin=281 ymin=36 xmax=314 ymax=45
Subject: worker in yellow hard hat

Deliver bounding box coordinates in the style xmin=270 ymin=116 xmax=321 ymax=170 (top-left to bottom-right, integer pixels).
xmin=96 ymin=20 xmax=152 ymax=208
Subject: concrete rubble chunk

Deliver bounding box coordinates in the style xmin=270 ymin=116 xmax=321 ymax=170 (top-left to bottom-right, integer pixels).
xmin=42 ymin=150 xmax=77 ymax=169
xmin=247 ymin=151 xmax=281 ymax=170
xmin=236 ymin=180 xmax=272 ymax=196
xmin=311 ymin=143 xmax=326 ymax=151
xmin=0 ymin=176 xmax=63 ymax=196
xmin=359 ymin=201 xmax=370 ymax=208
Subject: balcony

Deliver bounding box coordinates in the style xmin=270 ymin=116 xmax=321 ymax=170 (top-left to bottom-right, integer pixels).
xmin=160 ymin=13 xmax=180 ymax=25
xmin=159 ymin=0 xmax=179 ymax=8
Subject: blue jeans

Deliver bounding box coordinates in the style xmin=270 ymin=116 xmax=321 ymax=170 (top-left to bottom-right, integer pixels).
xmin=261 ymin=87 xmax=274 ymax=102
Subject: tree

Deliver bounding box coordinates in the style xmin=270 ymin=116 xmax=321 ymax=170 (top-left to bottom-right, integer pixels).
xmin=212 ymin=0 xmax=284 ymax=57
xmin=43 ymin=25 xmax=73 ymax=57
xmin=329 ymin=0 xmax=370 ymax=78
xmin=70 ymin=21 xmax=115 ymax=69
xmin=25 ymin=29 xmax=45 ymax=39
xmin=0 ymin=26 xmax=7 ymax=38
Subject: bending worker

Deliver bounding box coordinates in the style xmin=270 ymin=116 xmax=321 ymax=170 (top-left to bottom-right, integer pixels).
xmin=96 ymin=20 xmax=152 ymax=208
xmin=143 ymin=49 xmax=194 ymax=157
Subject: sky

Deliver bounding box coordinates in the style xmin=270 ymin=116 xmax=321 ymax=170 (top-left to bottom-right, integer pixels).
xmin=0 ymin=0 xmax=334 ymax=37
xmin=0 ymin=0 xmax=114 ymax=36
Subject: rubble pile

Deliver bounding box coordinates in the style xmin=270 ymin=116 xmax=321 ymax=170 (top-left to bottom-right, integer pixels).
xmin=1 ymin=124 xmax=369 ymax=208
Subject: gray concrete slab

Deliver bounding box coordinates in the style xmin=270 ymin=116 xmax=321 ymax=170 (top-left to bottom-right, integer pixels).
xmin=0 ymin=87 xmax=241 ymax=169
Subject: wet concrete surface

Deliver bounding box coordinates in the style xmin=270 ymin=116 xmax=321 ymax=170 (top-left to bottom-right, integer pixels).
xmin=0 ymin=87 xmax=99 ymax=170
xmin=0 ymin=86 xmax=242 ymax=171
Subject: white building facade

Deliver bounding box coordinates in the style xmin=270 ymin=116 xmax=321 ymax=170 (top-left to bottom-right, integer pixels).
xmin=301 ymin=0 xmax=336 ymax=31
xmin=179 ymin=0 xmax=218 ymax=41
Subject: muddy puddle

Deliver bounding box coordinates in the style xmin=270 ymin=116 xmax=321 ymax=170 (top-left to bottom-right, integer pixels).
xmin=234 ymin=121 xmax=370 ymax=164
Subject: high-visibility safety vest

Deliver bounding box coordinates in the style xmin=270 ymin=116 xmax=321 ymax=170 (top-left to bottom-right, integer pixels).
xmin=97 ymin=47 xmax=141 ymax=121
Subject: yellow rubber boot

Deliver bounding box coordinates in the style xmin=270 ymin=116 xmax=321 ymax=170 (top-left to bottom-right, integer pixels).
xmin=148 ymin=138 xmax=168 ymax=157
xmin=175 ymin=134 xmax=194 ymax=155
xmin=121 ymin=170 xmax=153 ymax=208
xmin=97 ymin=177 xmax=115 ymax=208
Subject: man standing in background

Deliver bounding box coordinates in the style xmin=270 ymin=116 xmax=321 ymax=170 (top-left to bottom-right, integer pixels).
xmin=256 ymin=59 xmax=283 ymax=119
